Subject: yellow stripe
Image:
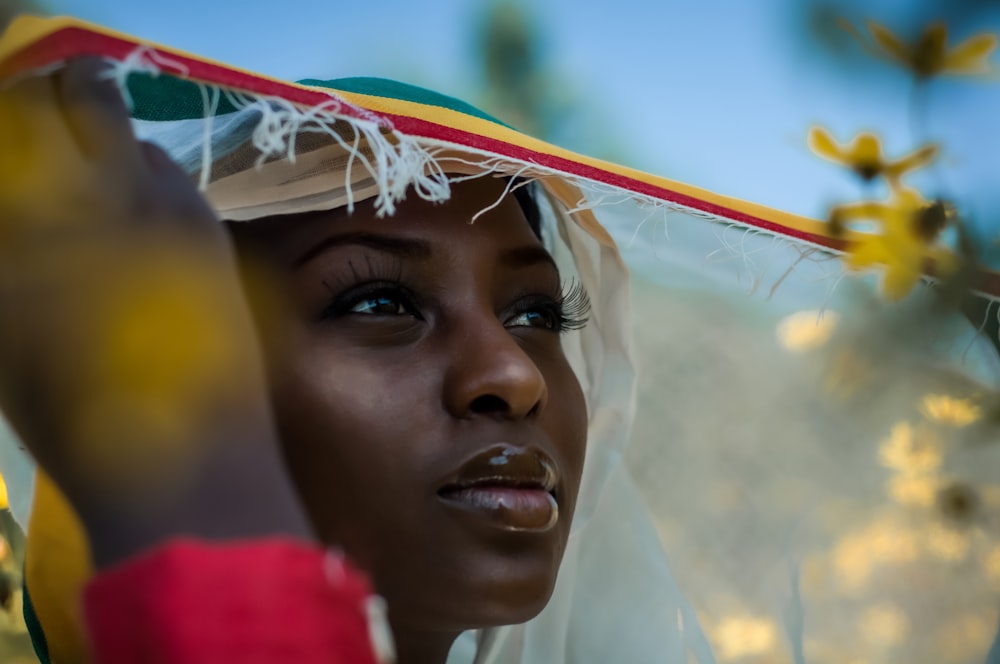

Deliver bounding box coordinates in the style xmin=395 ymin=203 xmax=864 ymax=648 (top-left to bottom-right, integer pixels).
xmin=330 ymin=90 xmax=832 ymax=242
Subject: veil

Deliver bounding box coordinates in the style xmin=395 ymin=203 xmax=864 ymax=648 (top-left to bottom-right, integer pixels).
xmin=2 ymin=16 xmax=999 ymax=664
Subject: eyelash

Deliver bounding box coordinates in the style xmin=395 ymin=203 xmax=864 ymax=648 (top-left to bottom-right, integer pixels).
xmin=506 ymin=280 xmax=591 ymax=333
xmin=319 ymin=262 xmax=591 ymax=334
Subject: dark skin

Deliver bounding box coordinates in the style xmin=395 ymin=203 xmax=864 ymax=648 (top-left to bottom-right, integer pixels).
xmin=0 ymin=58 xmax=310 ymax=567
xmin=0 ymin=60 xmax=589 ymax=663
xmin=231 ymin=179 xmax=588 ymax=663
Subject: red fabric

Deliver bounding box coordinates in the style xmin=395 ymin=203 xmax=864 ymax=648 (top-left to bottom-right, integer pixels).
xmin=83 ymin=538 xmax=383 ymax=664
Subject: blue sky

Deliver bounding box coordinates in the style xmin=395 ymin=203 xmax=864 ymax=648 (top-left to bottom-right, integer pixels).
xmin=42 ymin=0 xmax=1000 ymax=237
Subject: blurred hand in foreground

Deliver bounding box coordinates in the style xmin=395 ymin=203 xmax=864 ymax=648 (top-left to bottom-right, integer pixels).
xmin=0 ymin=58 xmax=310 ymax=568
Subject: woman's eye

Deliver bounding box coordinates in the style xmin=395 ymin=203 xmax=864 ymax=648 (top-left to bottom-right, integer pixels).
xmin=507 ymin=308 xmax=559 ymax=330
xmin=349 ymin=295 xmax=410 ymax=316
xmin=320 ymin=284 xmax=420 ymax=320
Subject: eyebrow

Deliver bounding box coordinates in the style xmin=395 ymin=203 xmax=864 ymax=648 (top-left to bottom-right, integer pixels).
xmin=293 ymin=232 xmax=433 ymax=267
xmin=292 ymin=231 xmax=558 ymax=275
xmin=499 ymin=245 xmax=559 ymax=274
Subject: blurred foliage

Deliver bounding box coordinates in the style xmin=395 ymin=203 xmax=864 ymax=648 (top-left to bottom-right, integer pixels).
xmin=782 ymin=0 xmax=1000 ymax=79
xmin=0 ymin=0 xmax=43 ymax=30
xmin=471 ymin=0 xmax=632 ymax=164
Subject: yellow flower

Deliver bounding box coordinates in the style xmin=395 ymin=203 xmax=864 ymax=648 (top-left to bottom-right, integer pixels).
xmin=859 ymin=603 xmax=910 ymax=647
xmin=857 ymin=20 xmax=997 ymax=78
xmin=925 ymin=522 xmax=971 ymax=561
xmin=985 ymin=545 xmax=1000 ymax=588
xmin=808 ymin=127 xmax=937 ymax=186
xmin=921 ymin=394 xmax=981 ymax=427
xmin=711 ymin=615 xmax=777 ymax=660
xmin=776 ymin=310 xmax=840 ymax=352
xmin=834 ymin=189 xmax=957 ymax=300
xmin=878 ymin=421 xmax=942 ymax=474
xmin=887 ymin=473 xmax=938 ymax=507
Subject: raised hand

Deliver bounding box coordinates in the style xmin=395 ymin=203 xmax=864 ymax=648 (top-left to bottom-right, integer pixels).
xmin=0 ymin=58 xmax=310 ymax=568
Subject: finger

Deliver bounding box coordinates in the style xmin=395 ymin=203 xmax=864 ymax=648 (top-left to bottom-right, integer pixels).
xmin=0 ymin=74 xmax=86 ymax=229
xmin=0 ymin=73 xmax=80 ymax=167
xmin=56 ymin=57 xmax=143 ymax=169
xmin=139 ymin=141 xmax=219 ymax=226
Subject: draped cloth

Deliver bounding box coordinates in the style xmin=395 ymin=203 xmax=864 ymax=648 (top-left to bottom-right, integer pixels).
xmin=1 ymin=15 xmax=999 ymax=664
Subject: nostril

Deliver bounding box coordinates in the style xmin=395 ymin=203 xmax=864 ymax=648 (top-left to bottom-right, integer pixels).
xmin=469 ymin=394 xmax=509 ymax=415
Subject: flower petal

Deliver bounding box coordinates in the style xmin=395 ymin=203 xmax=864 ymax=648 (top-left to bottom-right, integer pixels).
xmin=808 ymin=126 xmax=844 ymax=162
xmin=868 ymin=20 xmax=910 ymax=64
xmin=851 ymin=133 xmax=883 ymax=164
xmin=882 ymin=261 xmax=922 ymax=300
xmin=924 ymin=23 xmax=949 ymax=58
xmin=846 ymin=235 xmax=889 ymax=269
xmin=942 ymin=32 xmax=998 ymax=74
xmin=886 ymin=143 xmax=938 ymax=178
xmin=835 ymin=201 xmax=894 ymax=225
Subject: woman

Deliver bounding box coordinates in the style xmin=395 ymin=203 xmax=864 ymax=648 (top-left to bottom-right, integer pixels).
xmin=0 ymin=15 xmax=714 ymax=664
xmin=7 ymin=14 xmax=998 ymax=664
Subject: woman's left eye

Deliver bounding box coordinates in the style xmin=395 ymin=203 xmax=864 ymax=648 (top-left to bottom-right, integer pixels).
xmin=506 ymin=306 xmax=560 ymax=331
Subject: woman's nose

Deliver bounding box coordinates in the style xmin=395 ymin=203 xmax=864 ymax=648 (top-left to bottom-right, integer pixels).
xmin=442 ymin=318 xmax=547 ymax=421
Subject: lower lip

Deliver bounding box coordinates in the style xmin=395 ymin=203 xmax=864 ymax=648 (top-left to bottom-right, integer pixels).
xmin=438 ymin=486 xmax=559 ymax=532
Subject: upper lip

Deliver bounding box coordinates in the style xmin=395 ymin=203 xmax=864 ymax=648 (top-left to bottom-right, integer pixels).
xmin=438 ymin=445 xmax=558 ymax=495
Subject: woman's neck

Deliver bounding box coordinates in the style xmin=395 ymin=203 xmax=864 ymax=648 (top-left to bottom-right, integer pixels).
xmin=390 ymin=625 xmax=460 ymax=664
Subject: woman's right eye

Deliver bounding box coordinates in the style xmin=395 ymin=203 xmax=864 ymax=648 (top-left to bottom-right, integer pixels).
xmin=320 ymin=284 xmax=421 ymax=321
xmin=348 ymin=294 xmax=410 ymax=316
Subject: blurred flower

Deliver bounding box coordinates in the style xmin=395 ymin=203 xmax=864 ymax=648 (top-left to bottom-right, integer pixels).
xmin=776 ymin=309 xmax=839 ymax=352
xmin=921 ymin=394 xmax=980 ymax=427
xmin=833 ymin=519 xmax=919 ymax=594
xmin=864 ymin=20 xmax=997 ymax=78
xmin=833 ymin=533 xmax=874 ymax=592
xmin=879 ymin=421 xmax=942 ymax=474
xmin=859 ymin=603 xmax=910 ymax=647
xmin=937 ymin=613 xmax=996 ymax=661
xmin=711 ymin=615 xmax=777 ymax=660
xmin=0 ymin=471 xmax=7 ymax=511
xmin=834 ymin=189 xmax=958 ymax=301
xmin=867 ymin=517 xmax=921 ymax=564
xmin=808 ymin=127 xmax=937 ymax=187
xmin=925 ymin=522 xmax=971 ymax=561
xmin=985 ymin=546 xmax=1000 ymax=588
xmin=887 ymin=473 xmax=939 ymax=507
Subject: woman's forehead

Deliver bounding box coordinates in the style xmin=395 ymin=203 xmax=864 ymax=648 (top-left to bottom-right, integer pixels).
xmin=230 ymin=178 xmax=548 ymax=269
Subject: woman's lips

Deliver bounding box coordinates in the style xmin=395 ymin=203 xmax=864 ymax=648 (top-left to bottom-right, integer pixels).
xmin=437 ymin=446 xmax=560 ymax=533
xmin=438 ymin=485 xmax=559 ymax=532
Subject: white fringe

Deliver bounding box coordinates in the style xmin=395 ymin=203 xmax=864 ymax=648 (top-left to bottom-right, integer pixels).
xmin=109 ymin=45 xmax=451 ymax=217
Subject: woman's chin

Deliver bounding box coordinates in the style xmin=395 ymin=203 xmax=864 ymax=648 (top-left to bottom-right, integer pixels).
xmin=381 ymin=558 xmax=560 ymax=633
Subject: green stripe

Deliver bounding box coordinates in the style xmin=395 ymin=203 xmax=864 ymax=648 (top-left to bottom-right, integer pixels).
xmin=125 ymin=74 xmax=506 ymax=127
xmin=298 ymin=77 xmax=509 ymax=128
xmin=127 ymin=73 xmax=242 ymax=121
xmin=22 ymin=582 xmax=52 ymax=664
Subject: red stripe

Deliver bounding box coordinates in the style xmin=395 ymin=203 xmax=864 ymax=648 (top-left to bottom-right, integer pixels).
xmin=0 ymin=27 xmax=376 ymax=123
xmin=382 ymin=114 xmax=846 ymax=252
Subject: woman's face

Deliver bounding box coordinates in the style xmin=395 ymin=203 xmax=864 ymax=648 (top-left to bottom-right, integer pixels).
xmin=231 ymin=177 xmax=588 ymax=633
